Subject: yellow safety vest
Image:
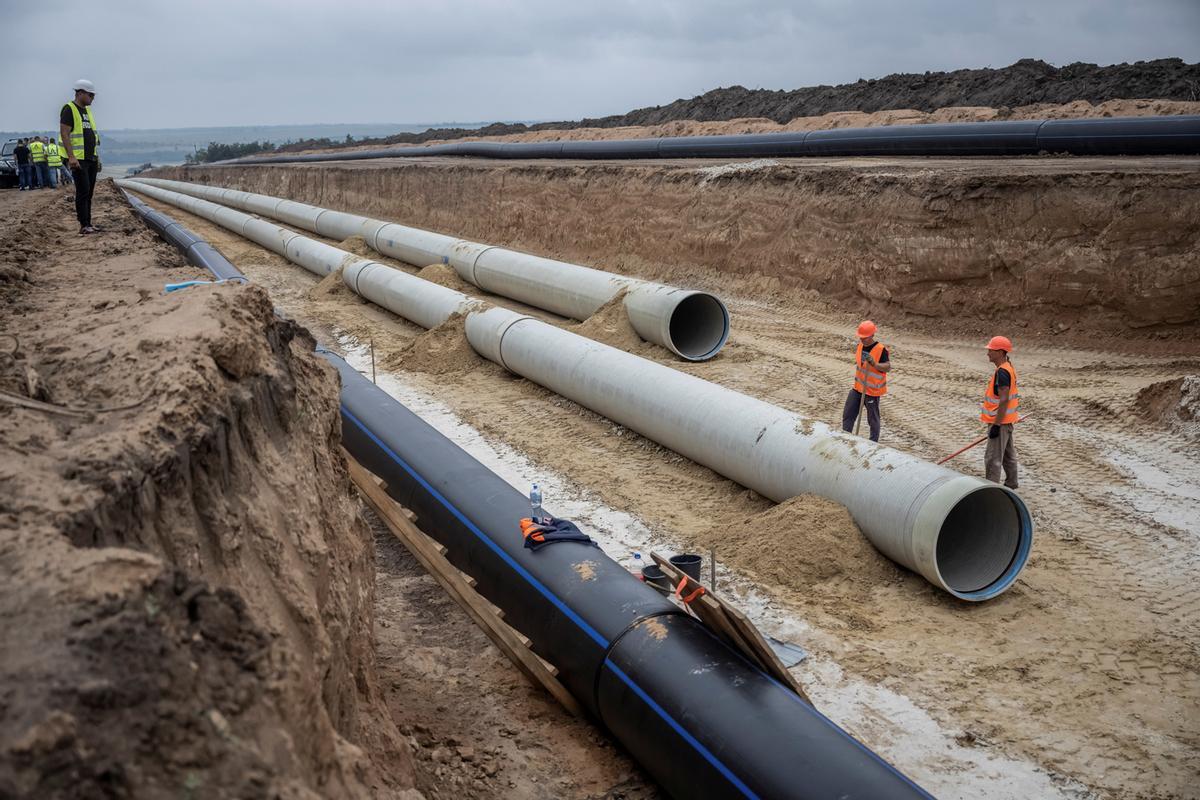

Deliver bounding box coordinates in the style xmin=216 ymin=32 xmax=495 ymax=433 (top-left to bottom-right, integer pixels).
xmin=47 ymin=144 xmax=62 ymax=167
xmin=64 ymin=102 xmax=99 ymax=160
xmin=29 ymin=141 xmax=46 ymax=162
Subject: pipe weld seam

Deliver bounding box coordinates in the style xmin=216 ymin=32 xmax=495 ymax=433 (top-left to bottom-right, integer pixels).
xmin=493 ymin=313 xmax=534 ymax=372
xmin=591 ymin=609 xmax=687 ymax=731
xmin=467 ymin=244 xmax=501 ymax=287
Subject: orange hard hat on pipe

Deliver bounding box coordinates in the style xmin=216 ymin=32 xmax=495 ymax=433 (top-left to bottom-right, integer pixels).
xmin=857 ymin=320 xmax=877 ymax=338
xmin=987 ymin=335 xmax=1013 ymax=352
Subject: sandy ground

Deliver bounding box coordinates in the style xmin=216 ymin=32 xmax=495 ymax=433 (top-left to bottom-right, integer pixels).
xmin=127 ymin=174 xmax=1200 ymax=800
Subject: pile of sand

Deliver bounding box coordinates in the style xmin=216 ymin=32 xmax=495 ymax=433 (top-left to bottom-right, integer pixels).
xmin=691 ymin=494 xmax=903 ymax=599
xmin=338 ymin=234 xmax=375 ymax=258
xmin=1135 ymin=375 xmax=1200 ymax=442
xmin=415 ymin=262 xmax=472 ymax=292
xmin=308 ymin=264 xmax=351 ymax=299
xmin=569 ymin=290 xmax=644 ymax=352
xmin=383 ymin=313 xmax=483 ymax=375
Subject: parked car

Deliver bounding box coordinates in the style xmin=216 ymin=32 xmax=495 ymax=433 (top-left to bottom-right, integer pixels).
xmin=0 ymin=140 xmax=19 ymax=189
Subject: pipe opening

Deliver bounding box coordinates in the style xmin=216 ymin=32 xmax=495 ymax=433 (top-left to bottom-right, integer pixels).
xmin=935 ymin=486 xmax=1031 ymax=599
xmin=668 ymin=293 xmax=730 ymax=361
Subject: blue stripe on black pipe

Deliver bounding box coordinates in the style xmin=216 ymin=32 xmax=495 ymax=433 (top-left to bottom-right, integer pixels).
xmin=326 ymin=351 xmax=934 ymax=800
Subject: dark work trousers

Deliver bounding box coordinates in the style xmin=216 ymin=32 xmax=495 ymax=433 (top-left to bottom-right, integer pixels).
xmin=984 ymin=423 xmax=1019 ymax=489
xmin=70 ymin=159 xmax=99 ymax=228
xmin=841 ymin=389 xmax=881 ymax=442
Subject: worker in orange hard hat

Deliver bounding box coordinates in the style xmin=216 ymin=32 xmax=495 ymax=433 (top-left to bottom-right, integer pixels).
xmin=980 ymin=335 xmax=1021 ymax=489
xmin=841 ymin=320 xmax=891 ymax=442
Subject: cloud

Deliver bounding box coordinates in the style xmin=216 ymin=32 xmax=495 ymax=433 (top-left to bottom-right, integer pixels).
xmin=2 ymin=0 xmax=1197 ymax=129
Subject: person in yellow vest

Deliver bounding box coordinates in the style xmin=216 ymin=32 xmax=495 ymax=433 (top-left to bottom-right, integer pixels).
xmin=841 ymin=320 xmax=891 ymax=442
xmin=60 ymin=79 xmax=101 ymax=234
xmin=42 ymin=137 xmax=61 ymax=188
xmin=980 ymin=335 xmax=1020 ymax=489
xmin=28 ymin=136 xmax=49 ymax=189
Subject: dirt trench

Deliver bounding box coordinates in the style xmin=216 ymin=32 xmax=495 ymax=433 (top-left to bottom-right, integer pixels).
xmin=0 ymin=185 xmax=418 ymax=799
xmin=166 ymin=153 xmax=1200 ymax=333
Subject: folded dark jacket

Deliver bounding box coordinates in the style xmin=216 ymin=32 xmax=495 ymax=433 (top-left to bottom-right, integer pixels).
xmin=521 ymin=516 xmax=598 ymax=551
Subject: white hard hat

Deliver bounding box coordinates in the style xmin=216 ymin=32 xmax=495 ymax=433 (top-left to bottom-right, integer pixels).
xmin=72 ymin=79 xmax=96 ymax=93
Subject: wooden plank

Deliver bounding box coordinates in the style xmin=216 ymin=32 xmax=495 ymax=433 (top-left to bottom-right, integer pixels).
xmin=651 ymin=551 xmax=811 ymax=704
xmin=344 ymin=451 xmax=584 ymax=717
xmin=652 ymin=554 xmax=763 ymax=666
xmin=722 ymin=603 xmax=811 ymax=703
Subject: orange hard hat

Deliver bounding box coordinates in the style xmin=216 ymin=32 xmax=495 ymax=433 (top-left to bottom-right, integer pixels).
xmin=857 ymin=320 xmax=877 ymax=338
xmin=987 ymin=335 xmax=1013 ymax=352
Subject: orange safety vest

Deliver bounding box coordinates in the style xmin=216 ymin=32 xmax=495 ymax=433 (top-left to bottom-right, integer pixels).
xmin=980 ymin=362 xmax=1021 ymax=424
xmin=853 ymin=342 xmax=888 ymax=397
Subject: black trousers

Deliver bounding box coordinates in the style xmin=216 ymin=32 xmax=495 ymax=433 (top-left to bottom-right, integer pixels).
xmin=841 ymin=389 xmax=881 ymax=442
xmin=70 ymin=159 xmax=99 ymax=228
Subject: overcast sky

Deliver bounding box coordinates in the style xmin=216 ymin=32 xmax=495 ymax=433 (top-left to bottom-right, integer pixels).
xmin=3 ymin=0 xmax=1197 ymax=131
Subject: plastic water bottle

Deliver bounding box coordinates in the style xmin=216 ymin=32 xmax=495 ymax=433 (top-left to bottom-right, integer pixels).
xmin=529 ymin=483 xmax=543 ymax=520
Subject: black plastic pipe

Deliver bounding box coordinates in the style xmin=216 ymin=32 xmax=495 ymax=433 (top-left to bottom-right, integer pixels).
xmin=121 ymin=188 xmax=247 ymax=282
xmin=325 ymin=351 xmax=933 ymax=800
xmin=217 ymin=114 xmax=1200 ymax=165
xmin=120 ymin=189 xmax=934 ymax=799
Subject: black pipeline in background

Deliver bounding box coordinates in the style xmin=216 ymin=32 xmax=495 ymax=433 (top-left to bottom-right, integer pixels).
xmin=220 ymin=114 xmax=1200 ymax=165
xmin=120 ymin=188 xmax=247 ymax=282
xmin=118 ymin=188 xmax=934 ymax=799
xmin=324 ymin=351 xmax=933 ymax=800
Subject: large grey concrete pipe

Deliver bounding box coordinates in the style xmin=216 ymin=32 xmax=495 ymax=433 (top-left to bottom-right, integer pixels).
xmin=126 ymin=176 xmax=730 ymax=362
xmin=466 ymin=307 xmax=1032 ymax=601
xmin=118 ymin=178 xmax=1033 ymax=601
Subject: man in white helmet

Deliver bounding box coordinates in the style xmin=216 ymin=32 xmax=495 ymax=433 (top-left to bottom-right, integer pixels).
xmin=59 ymin=79 xmax=101 ymax=234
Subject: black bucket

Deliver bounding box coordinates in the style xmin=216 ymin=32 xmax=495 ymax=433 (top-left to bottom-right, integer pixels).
xmin=641 ymin=564 xmax=671 ymax=594
xmin=669 ymin=554 xmax=702 ymax=582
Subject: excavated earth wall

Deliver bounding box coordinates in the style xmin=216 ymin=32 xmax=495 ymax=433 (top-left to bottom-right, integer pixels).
xmin=164 ymin=157 xmax=1200 ymax=331
xmin=0 ymin=186 xmax=419 ymax=799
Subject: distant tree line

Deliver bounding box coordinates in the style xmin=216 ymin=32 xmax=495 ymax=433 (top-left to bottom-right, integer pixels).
xmin=184 ymin=140 xmax=277 ymax=164
xmin=183 ymin=134 xmax=364 ymax=162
